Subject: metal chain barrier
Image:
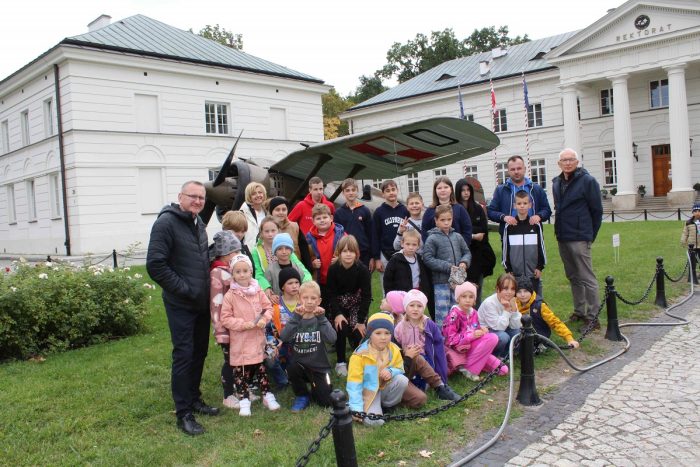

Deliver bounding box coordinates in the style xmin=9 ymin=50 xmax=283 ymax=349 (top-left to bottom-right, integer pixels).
xmin=612 ymin=212 xmax=644 ymax=220
xmin=613 ymin=271 xmax=658 ymax=306
xmin=577 ymin=292 xmax=607 ymax=343
xmin=664 ymin=259 xmax=690 ymax=282
xmin=647 ymin=211 xmax=682 ymax=219
xmin=294 ymin=414 xmax=336 ymax=467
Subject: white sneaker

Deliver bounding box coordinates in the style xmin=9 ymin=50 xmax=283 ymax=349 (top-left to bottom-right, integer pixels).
xmin=263 ymin=392 xmax=281 ymax=411
xmin=237 ymin=392 xmax=260 ymax=402
xmin=459 ymin=368 xmax=481 ymax=382
xmin=239 ymin=398 xmax=251 ymax=416
xmin=223 ymin=395 xmax=240 ymax=409
xmin=335 ymin=362 xmax=348 ymax=377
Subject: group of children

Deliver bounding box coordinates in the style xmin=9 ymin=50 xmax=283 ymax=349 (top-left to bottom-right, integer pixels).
xmin=205 ymin=175 xmax=580 ymax=421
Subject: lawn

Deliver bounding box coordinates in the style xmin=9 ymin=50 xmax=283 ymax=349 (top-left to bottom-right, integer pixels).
xmin=0 ymin=221 xmax=692 ymax=466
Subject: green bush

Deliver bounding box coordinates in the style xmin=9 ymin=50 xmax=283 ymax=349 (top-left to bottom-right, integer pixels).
xmin=0 ymin=261 xmax=150 ymax=360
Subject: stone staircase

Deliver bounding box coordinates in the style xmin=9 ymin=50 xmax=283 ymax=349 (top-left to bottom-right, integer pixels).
xmin=602 ymin=193 xmax=700 ymax=218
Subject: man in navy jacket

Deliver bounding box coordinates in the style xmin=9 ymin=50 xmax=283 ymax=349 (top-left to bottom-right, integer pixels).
xmin=488 ymin=155 xmax=552 ymax=239
xmin=552 ymin=148 xmax=603 ymax=327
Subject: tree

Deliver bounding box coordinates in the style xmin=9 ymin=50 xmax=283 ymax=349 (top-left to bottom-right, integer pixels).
xmin=377 ymin=26 xmax=529 ymax=83
xmin=349 ymin=75 xmax=389 ymax=104
xmin=322 ymin=89 xmax=354 ymax=140
xmin=192 ymin=24 xmax=243 ymax=49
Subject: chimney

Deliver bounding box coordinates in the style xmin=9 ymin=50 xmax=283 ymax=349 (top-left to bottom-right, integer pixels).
xmin=491 ymin=47 xmax=508 ymax=59
xmin=479 ymin=60 xmax=492 ymax=76
xmin=88 ymin=15 xmax=112 ymax=32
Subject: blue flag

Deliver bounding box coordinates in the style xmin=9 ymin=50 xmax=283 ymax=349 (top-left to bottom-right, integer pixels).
xmin=458 ymin=84 xmax=465 ymax=119
xmin=522 ymin=74 xmax=530 ymax=109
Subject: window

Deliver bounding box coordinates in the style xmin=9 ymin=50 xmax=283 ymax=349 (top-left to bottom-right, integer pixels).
xmin=49 ymin=173 xmax=62 ymax=218
xmin=407 ymin=172 xmax=419 ymax=193
xmin=208 ymin=169 xmax=219 ymax=181
xmin=495 ymin=162 xmax=508 ymax=185
xmin=372 ymin=179 xmax=382 ymax=189
xmin=463 ymin=165 xmax=478 ymax=178
xmin=7 ymin=185 xmax=16 ymax=223
xmin=270 ymin=175 xmax=284 ymax=196
xmin=134 ymin=94 xmax=159 ymax=133
xmin=205 ymin=102 xmax=229 ymax=134
xmin=493 ymin=108 xmax=507 ymax=132
xmin=434 ymin=168 xmax=447 ymax=178
xmin=1 ymin=120 xmax=8 ymax=153
xmin=527 ymin=103 xmax=543 ymax=128
xmin=650 ymin=79 xmax=669 ymax=108
xmin=603 ymin=150 xmax=617 ymax=186
xmin=26 ymin=180 xmax=36 ymax=221
xmin=21 ymin=110 xmax=29 ymax=146
xmin=529 ymin=159 xmax=547 ymax=189
xmin=600 ymin=89 xmax=614 ymax=115
xmin=465 ymin=114 xmax=474 ymax=122
xmin=43 ymin=99 xmax=54 ymax=136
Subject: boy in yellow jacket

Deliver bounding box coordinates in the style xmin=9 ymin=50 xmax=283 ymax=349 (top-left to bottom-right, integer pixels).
xmin=515 ymin=277 xmax=579 ymax=350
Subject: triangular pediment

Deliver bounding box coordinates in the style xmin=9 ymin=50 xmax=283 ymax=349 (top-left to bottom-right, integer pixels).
xmin=547 ymin=0 xmax=700 ymax=61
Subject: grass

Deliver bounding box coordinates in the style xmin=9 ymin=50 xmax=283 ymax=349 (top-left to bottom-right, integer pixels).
xmin=0 ymin=221 xmax=692 ymax=466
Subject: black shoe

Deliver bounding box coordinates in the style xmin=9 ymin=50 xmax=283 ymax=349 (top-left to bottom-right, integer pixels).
xmin=177 ymin=413 xmax=205 ymax=436
xmin=435 ymin=384 xmax=461 ymax=401
xmin=381 ymin=405 xmax=396 ymax=415
xmin=193 ymin=399 xmax=220 ymax=416
xmin=583 ymin=318 xmax=601 ymax=331
xmin=567 ymin=313 xmax=584 ymax=323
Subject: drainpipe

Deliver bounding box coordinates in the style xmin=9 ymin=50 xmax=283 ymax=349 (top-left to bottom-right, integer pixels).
xmin=53 ymin=64 xmax=71 ymax=255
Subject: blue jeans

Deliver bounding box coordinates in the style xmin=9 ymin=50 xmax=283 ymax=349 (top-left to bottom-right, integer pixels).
xmin=491 ymin=327 xmax=520 ymax=358
xmin=264 ymin=358 xmax=288 ymax=389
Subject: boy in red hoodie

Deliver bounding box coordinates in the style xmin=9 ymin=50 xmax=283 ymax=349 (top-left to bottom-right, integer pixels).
xmin=306 ymin=203 xmax=345 ymax=310
xmin=289 ymin=177 xmax=336 ymax=235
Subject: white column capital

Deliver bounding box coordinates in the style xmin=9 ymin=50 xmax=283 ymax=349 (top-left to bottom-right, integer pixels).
xmin=558 ymin=83 xmax=579 ymax=93
xmin=608 ymin=73 xmax=629 ymax=85
xmin=663 ymin=63 xmax=687 ymax=74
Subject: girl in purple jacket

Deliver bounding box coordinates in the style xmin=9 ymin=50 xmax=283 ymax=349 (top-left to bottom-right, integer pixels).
xmin=442 ymin=282 xmax=508 ymax=381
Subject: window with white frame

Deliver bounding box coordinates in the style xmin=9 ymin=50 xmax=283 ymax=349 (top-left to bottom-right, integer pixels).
xmin=600 ymin=89 xmax=614 ymax=115
xmin=270 ymin=174 xmax=284 ymax=197
xmin=493 ymin=108 xmax=507 ymax=132
xmin=650 ymin=79 xmax=669 ymax=108
xmin=603 ymin=150 xmax=617 ymax=186
xmin=529 ymin=159 xmax=547 ymax=189
xmin=495 ymin=162 xmax=508 ymax=185
xmin=434 ymin=168 xmax=447 ymax=178
xmin=527 ymin=103 xmax=543 ymax=128
xmin=7 ymin=184 xmax=17 ymax=223
xmin=372 ymin=179 xmax=382 ymax=189
xmin=1 ymin=120 xmax=8 ymax=153
xmin=407 ymin=172 xmax=419 ymax=193
xmin=208 ymin=169 xmax=219 ymax=181
xmin=465 ymin=114 xmax=474 ymax=122
xmin=26 ymin=180 xmax=36 ymax=221
xmin=205 ymin=102 xmax=229 ymax=135
xmin=49 ymin=173 xmax=62 ymax=218
xmin=21 ymin=110 xmax=29 ymax=146
xmin=463 ymin=165 xmax=478 ymax=178
xmin=43 ymin=99 xmax=54 ymax=137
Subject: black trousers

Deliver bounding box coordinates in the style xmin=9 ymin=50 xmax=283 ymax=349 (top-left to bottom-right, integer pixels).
xmin=165 ymin=306 xmax=210 ymax=418
xmin=335 ymin=322 xmax=363 ymax=364
xmin=287 ymin=361 xmax=333 ymax=407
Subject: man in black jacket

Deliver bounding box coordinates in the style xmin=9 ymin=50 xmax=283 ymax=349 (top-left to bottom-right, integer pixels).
xmin=147 ymin=181 xmax=219 ymax=435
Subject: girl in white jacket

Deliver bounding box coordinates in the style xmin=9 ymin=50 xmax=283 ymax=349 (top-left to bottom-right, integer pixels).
xmin=477 ymin=273 xmax=522 ymax=358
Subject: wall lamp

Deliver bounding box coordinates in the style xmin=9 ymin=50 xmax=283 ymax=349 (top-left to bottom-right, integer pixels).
xmin=632 ymin=142 xmax=638 ymax=162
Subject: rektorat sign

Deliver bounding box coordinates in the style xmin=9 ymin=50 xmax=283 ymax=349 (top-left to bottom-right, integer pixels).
xmin=617 ymin=15 xmax=672 ymax=42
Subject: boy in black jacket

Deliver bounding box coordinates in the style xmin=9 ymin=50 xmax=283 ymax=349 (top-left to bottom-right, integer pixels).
xmin=371 ymin=179 xmax=409 ymax=293
xmin=333 ymin=178 xmax=373 ymax=269
xmin=383 ymin=229 xmax=435 ymax=319
xmin=502 ymin=191 xmax=545 ymax=296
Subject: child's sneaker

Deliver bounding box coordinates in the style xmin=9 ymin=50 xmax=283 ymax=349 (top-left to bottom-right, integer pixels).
xmin=335 ymin=362 xmax=348 ymax=377
xmin=459 ymin=367 xmax=481 ymax=381
xmin=263 ymin=392 xmax=281 ymax=411
xmin=435 ymin=384 xmax=461 ymax=401
xmin=239 ymin=398 xmax=251 ymax=417
xmin=498 ymin=364 xmax=509 ymax=376
xmin=291 ymin=395 xmax=311 ymax=413
xmin=223 ymin=395 xmax=240 ymax=409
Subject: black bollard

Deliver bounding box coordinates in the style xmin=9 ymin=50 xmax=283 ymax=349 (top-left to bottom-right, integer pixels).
xmin=689 ymin=244 xmax=698 ymax=285
xmin=112 ymin=249 xmax=118 ymax=269
xmin=46 ymin=255 xmax=52 ymax=263
xmin=516 ymin=315 xmax=542 ymax=406
xmin=611 ymin=211 xmax=615 ymax=222
xmin=330 ymin=390 xmax=358 ymax=467
xmin=655 ymin=257 xmax=667 ymax=308
xmin=644 ymin=209 xmax=648 ymax=221
xmin=604 ymin=276 xmax=623 ymax=341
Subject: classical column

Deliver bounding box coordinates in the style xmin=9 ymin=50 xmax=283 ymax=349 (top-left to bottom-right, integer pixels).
xmin=561 ymin=84 xmax=581 ymax=156
xmin=610 ymin=74 xmax=636 ymax=210
xmin=664 ymin=64 xmax=693 ymax=207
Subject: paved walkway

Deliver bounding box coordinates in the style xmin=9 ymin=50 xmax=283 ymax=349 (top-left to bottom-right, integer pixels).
xmin=454 ymin=293 xmax=700 ymax=466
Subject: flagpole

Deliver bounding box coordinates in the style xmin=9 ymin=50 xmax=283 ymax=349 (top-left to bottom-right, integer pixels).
xmin=490 ymin=77 xmax=498 ymax=188
xmin=458 ymin=83 xmax=467 ymax=177
xmin=522 ymin=72 xmax=532 ymax=179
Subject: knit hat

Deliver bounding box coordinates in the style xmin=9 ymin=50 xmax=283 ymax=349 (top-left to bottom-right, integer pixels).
xmin=516 ymin=276 xmax=534 ymax=294
xmin=402 ymin=289 xmax=428 ymax=310
xmin=385 ymin=291 xmax=407 ymax=314
xmin=269 ymin=196 xmax=289 ymax=213
xmin=272 ymin=233 xmax=294 ymax=254
xmin=208 ymin=230 xmax=241 ymax=261
xmin=693 ymin=203 xmax=700 ymax=212
xmin=367 ymin=312 xmax=395 ymax=335
xmin=229 ymin=254 xmax=252 ymax=270
xmin=454 ymin=281 xmax=477 ymax=300
xmin=279 ymin=267 xmax=301 ymax=289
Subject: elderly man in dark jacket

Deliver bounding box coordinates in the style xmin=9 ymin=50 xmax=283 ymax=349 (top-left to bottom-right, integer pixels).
xmin=552 ymin=149 xmax=603 ymax=328
xmin=147 ymin=180 xmax=219 ymax=436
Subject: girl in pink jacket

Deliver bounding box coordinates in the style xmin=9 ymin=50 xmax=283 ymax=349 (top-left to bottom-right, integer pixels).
xmin=442 ymin=282 xmax=508 ymax=381
xmin=220 ymin=254 xmax=280 ymax=416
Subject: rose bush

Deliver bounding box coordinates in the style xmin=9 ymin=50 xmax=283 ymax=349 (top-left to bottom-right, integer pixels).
xmin=0 ymin=261 xmax=150 ymax=360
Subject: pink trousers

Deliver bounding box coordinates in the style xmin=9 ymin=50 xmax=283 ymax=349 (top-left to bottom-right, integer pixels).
xmin=445 ymin=333 xmax=507 ymax=376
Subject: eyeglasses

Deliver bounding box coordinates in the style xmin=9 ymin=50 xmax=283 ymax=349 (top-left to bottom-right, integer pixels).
xmin=181 ymin=193 xmax=205 ymax=202
xmin=559 ymin=158 xmax=577 ymax=163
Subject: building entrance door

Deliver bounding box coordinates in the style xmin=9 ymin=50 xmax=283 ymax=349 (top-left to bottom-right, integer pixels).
xmin=652 ymin=144 xmax=672 ymax=196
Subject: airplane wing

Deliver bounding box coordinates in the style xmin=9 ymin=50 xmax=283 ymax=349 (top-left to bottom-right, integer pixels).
xmin=269 ymin=117 xmax=499 ymax=182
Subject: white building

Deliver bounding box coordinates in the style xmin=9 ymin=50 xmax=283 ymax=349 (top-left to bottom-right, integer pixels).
xmin=342 ymin=0 xmax=700 ymax=211
xmin=0 ymin=14 xmax=328 ymax=255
